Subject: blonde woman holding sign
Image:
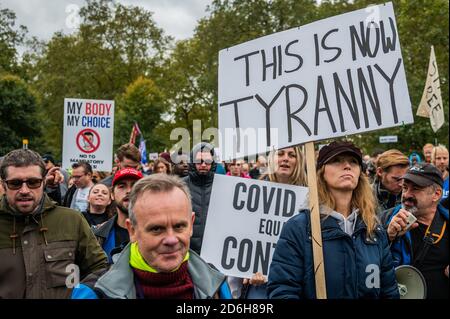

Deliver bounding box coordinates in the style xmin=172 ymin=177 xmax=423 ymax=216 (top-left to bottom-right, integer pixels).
xmin=228 ymin=146 xmax=307 ymax=299
xmin=268 ymin=141 xmax=399 ymax=299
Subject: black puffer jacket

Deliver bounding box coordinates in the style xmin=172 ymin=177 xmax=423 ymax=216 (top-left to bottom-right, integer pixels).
xmin=183 ymin=142 xmax=216 ymax=254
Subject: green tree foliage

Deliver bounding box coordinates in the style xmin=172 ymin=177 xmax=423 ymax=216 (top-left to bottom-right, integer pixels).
xmin=271 ymin=0 xmax=320 ymax=31
xmin=115 ymin=76 xmax=165 ymax=151
xmin=0 ymin=7 xmax=27 ymax=75
xmin=1 ymin=0 xmax=447 ymax=156
xmin=159 ymin=0 xmax=276 ymax=147
xmin=159 ymin=39 xmax=214 ymax=141
xmin=0 ymin=74 xmax=40 ymax=154
xmin=29 ymin=0 xmax=170 ymax=157
xmin=78 ymin=0 xmax=170 ymax=84
xmin=165 ymin=0 xmax=448 ymax=154
xmin=333 ymin=0 xmax=449 ymax=154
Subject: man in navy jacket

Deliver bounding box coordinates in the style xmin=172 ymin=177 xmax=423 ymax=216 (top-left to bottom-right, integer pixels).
xmin=384 ymin=163 xmax=449 ymax=299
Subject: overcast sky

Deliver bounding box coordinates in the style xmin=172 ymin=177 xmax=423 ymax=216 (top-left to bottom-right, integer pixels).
xmin=1 ymin=0 xmax=212 ymax=42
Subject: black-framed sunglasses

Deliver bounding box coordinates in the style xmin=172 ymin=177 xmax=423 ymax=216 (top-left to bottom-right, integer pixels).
xmin=194 ymin=159 xmax=213 ymax=165
xmin=3 ymin=178 xmax=44 ymax=190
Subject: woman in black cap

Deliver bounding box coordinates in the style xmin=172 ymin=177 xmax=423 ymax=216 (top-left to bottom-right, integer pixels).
xmin=268 ymin=140 xmax=399 ymax=299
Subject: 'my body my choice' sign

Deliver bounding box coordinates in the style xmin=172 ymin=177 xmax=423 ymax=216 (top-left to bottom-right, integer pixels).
xmin=218 ymin=2 xmax=413 ymax=160
xmin=62 ymin=98 xmax=114 ymax=172
xmin=201 ymin=175 xmax=309 ymax=278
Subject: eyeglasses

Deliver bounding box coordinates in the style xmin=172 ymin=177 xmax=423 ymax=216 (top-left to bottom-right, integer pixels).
xmin=4 ymin=178 xmax=43 ymax=190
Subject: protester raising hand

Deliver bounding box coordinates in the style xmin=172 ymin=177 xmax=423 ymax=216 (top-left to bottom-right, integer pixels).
xmin=45 ymin=166 xmax=65 ymax=188
xmin=386 ymin=208 xmax=419 ymax=241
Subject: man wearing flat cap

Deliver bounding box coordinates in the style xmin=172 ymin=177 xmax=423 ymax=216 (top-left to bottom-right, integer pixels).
xmin=382 ymin=163 xmax=448 ymax=299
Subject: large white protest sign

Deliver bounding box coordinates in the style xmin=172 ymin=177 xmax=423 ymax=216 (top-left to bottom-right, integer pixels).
xmin=200 ymin=175 xmax=309 ymax=278
xmin=62 ymin=98 xmax=114 ymax=172
xmin=218 ymin=2 xmax=413 ymax=161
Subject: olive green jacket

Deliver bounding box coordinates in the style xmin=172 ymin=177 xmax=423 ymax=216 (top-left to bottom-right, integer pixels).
xmin=0 ymin=194 xmax=108 ymax=299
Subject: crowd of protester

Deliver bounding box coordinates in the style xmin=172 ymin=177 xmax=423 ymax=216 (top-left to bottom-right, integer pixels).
xmin=0 ymin=140 xmax=448 ymax=299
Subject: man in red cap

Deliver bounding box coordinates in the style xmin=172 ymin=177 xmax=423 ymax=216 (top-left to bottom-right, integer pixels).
xmin=94 ymin=168 xmax=143 ymax=263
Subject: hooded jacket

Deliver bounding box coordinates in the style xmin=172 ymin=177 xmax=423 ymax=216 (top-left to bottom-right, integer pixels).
xmin=0 ymin=194 xmax=108 ymax=298
xmin=182 ymin=142 xmax=216 ymax=254
xmin=71 ymin=244 xmax=232 ymax=299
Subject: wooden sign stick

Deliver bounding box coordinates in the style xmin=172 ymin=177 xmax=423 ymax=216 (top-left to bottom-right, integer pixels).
xmin=305 ymin=141 xmax=327 ymax=299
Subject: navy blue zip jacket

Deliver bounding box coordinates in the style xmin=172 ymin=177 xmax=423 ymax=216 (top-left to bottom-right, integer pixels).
xmin=384 ymin=203 xmax=448 ymax=267
xmin=268 ymin=210 xmax=399 ymax=299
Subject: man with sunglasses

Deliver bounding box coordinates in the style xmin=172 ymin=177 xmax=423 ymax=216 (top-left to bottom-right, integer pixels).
xmin=63 ymin=161 xmax=94 ymax=212
xmin=182 ymin=142 xmax=217 ymax=255
xmin=383 ymin=164 xmax=449 ymax=299
xmin=0 ymin=149 xmax=107 ymax=298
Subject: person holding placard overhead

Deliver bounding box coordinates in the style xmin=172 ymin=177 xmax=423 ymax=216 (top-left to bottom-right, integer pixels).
xmin=228 ymin=146 xmax=308 ymax=299
xmin=267 ymin=141 xmax=399 ymax=299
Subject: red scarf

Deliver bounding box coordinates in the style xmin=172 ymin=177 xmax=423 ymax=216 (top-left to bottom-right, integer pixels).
xmin=132 ymin=261 xmax=194 ymax=299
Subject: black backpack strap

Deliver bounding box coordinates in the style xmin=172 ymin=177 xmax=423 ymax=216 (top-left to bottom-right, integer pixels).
xmin=413 ymin=236 xmax=434 ymax=267
xmin=413 ymin=211 xmax=444 ymax=267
